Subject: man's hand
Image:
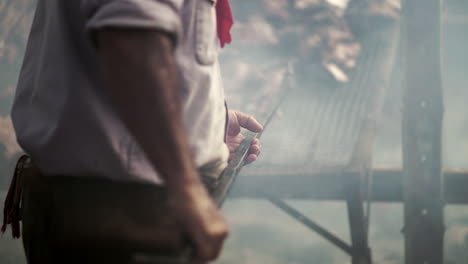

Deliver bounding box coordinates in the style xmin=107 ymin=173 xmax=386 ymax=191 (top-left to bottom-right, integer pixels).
xmin=96 ymin=29 xmax=228 ymax=262
xmin=169 ymin=183 xmax=229 ymax=262
xmin=226 ymin=110 xmax=263 ymax=164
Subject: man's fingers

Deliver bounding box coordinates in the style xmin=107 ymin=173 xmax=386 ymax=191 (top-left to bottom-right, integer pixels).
xmin=193 ymin=237 xmax=225 ymax=261
xmin=170 ymin=184 xmax=229 ymax=264
xmin=192 ymin=218 xmax=229 ymax=261
xmin=227 ymin=134 xmax=245 ymax=145
xmin=250 ymin=138 xmax=261 ymax=155
xmin=244 ymin=154 xmax=258 ymax=164
xmin=249 ymin=143 xmax=261 ymax=156
xmin=227 ymin=110 xmax=241 ymax=136
xmin=243 ymin=139 xmax=261 ymax=164
xmin=226 ymin=134 xmax=245 ymax=152
xmin=251 ymin=138 xmax=260 ymax=146
xmin=189 ymin=208 xmax=229 ymax=261
xmin=234 ymin=111 xmax=263 ymax=133
xmin=228 ymin=137 xmax=260 ymax=157
xmin=227 ymin=143 xmax=240 ymax=153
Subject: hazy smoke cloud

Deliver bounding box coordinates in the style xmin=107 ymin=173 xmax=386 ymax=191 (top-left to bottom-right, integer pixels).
xmin=233 ymin=16 xmax=279 ymax=45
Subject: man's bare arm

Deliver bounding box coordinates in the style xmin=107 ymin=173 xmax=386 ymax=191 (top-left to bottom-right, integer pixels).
xmin=96 ymin=29 xmax=228 ymax=261
xmin=97 ymin=30 xmax=197 ymax=190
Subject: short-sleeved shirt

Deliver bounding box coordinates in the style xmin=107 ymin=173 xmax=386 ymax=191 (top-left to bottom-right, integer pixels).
xmin=11 ymin=0 xmax=229 ymax=184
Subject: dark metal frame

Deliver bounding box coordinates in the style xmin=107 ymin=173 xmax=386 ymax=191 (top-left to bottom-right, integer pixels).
xmin=230 ymin=168 xmax=467 ymax=263
xmin=231 ymin=169 xmax=468 ymax=204
xmin=402 ymin=1 xmax=445 ymax=263
xmin=226 ymin=1 xmax=450 ymax=263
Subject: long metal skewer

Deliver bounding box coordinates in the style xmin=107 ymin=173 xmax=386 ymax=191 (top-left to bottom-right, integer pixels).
xmin=140 ymin=62 xmax=295 ymax=263
xmin=213 ymin=62 xmax=295 ymax=207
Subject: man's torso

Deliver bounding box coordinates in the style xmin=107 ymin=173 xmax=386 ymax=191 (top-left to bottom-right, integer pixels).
xmin=11 ymin=0 xmax=229 ymax=183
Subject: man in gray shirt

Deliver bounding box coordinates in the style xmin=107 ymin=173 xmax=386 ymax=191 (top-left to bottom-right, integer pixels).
xmin=4 ymin=0 xmax=262 ymax=263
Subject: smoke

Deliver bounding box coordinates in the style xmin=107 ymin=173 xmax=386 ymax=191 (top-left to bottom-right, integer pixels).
xmin=0 ymin=0 xmax=467 ymax=264
xmin=217 ymin=1 xmax=468 ymax=264
xmin=233 ymin=16 xmax=279 ymax=45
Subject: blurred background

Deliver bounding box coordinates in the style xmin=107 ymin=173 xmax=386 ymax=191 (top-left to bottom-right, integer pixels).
xmin=1 ymin=0 xmax=468 ymax=263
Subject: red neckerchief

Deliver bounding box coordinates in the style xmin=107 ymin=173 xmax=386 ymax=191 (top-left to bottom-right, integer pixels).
xmin=215 ymin=0 xmax=234 ymax=48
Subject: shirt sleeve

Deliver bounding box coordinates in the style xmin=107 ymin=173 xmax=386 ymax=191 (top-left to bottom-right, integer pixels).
xmin=82 ymin=0 xmax=184 ymax=43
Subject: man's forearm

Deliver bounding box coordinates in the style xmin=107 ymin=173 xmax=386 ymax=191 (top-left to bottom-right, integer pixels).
xmin=96 ymin=29 xmax=201 ymax=190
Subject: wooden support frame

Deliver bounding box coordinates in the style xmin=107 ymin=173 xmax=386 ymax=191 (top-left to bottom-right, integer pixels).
xmin=401 ymin=0 xmax=445 ymax=263
xmin=342 ymin=11 xmax=400 ymax=264
xmin=343 ymin=172 xmax=372 ymax=264
xmin=269 ymin=198 xmax=353 ymax=256
xmin=229 ymin=169 xmax=468 ymax=204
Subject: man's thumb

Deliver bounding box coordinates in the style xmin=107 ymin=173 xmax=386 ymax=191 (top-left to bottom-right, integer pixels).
xmin=235 ymin=111 xmax=263 ymax=133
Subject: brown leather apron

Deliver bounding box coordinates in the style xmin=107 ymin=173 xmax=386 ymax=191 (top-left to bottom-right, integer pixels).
xmin=2 ymin=155 xmax=224 ymax=264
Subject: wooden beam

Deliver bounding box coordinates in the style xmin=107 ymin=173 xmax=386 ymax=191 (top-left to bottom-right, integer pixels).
xmin=269 ymin=198 xmax=354 ymax=256
xmin=229 ymin=169 xmax=468 ymax=204
xmin=402 ymin=0 xmax=444 ymax=263
xmin=444 ymin=14 xmax=468 ymax=24
xmin=343 ymin=172 xmax=372 ymax=264
xmin=341 ymin=8 xmax=400 ymax=262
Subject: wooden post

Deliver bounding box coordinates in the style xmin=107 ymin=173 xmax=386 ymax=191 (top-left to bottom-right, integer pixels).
xmin=344 ymin=6 xmax=399 ymax=263
xmin=402 ymin=0 xmax=445 ymax=263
